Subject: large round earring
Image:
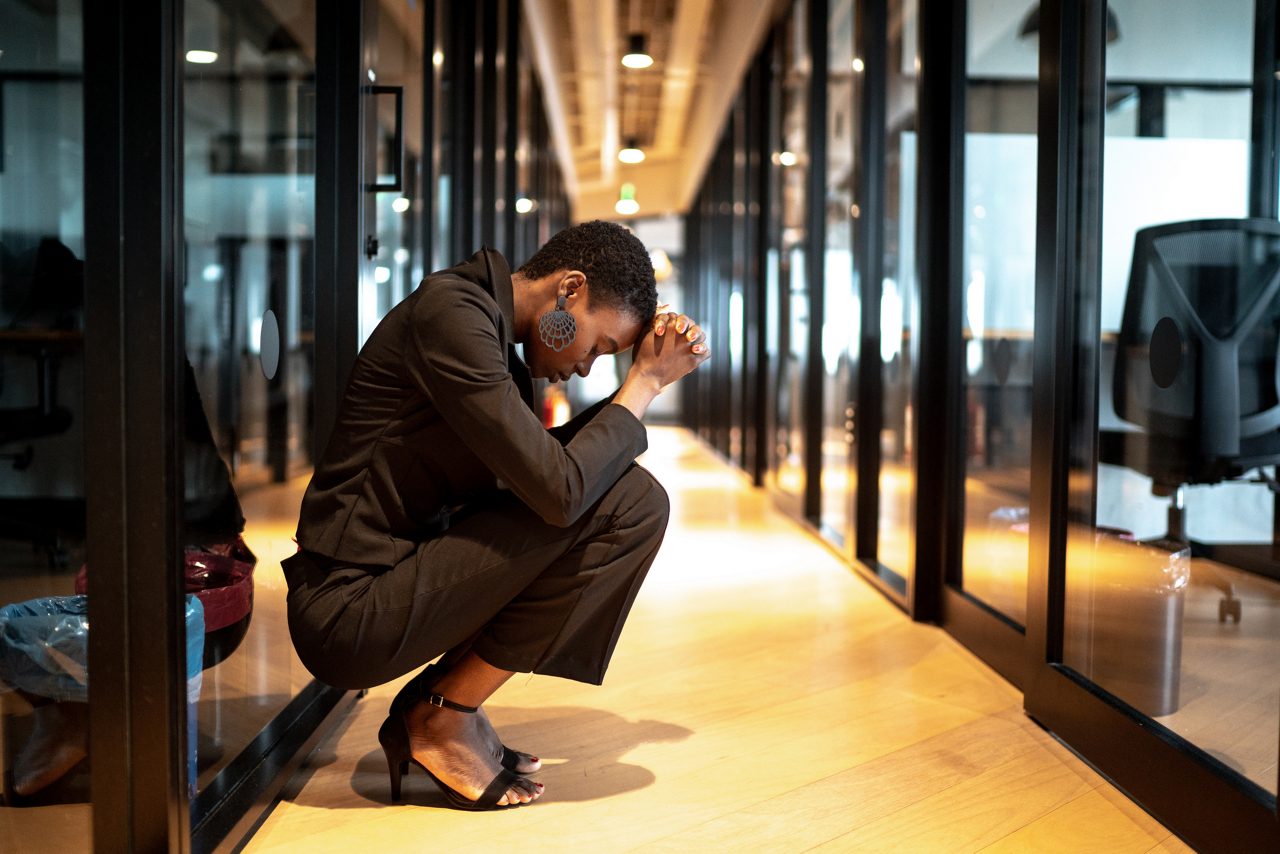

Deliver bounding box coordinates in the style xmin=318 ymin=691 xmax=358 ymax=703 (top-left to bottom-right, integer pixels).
xmin=538 ymin=294 xmax=577 ymax=352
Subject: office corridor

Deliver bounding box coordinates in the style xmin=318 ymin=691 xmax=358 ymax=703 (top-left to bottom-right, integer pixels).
xmin=244 ymin=427 xmax=1187 ymax=853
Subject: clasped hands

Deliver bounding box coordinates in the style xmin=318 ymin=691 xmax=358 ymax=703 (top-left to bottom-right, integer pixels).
xmin=628 ymin=306 xmax=711 ymax=391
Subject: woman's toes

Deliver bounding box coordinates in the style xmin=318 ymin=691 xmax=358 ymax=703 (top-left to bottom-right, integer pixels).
xmin=516 ymin=779 xmax=542 ymax=802
xmin=517 ymin=752 xmax=542 ymax=774
xmin=502 ymin=787 xmax=529 ymax=805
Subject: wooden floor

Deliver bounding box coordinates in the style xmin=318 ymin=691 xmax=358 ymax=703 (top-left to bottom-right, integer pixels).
xmin=245 ymin=427 xmax=1189 ymax=853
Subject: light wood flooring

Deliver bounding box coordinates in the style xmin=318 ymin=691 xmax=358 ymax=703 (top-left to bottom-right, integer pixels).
xmin=245 ymin=427 xmax=1189 ymax=853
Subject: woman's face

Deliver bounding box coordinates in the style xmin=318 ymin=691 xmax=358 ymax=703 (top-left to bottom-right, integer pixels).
xmin=526 ymin=295 xmax=645 ymax=384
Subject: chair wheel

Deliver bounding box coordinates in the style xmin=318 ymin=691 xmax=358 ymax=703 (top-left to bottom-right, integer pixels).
xmin=1219 ymin=598 xmax=1242 ymax=623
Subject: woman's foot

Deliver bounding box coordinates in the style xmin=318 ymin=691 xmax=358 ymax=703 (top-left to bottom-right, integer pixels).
xmin=476 ymin=706 xmax=542 ymax=774
xmin=395 ymin=661 xmax=542 ymax=775
xmin=404 ymin=699 xmax=543 ymax=806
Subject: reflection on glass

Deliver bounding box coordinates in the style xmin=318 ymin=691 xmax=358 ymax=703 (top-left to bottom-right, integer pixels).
xmin=363 ymin=0 xmax=426 ymax=343
xmin=182 ymin=0 xmax=318 ymax=792
xmin=820 ymin=0 xmax=858 ymax=548
xmin=0 ymin=0 xmax=90 ymax=840
xmin=1064 ymin=0 xmax=1279 ymax=797
xmin=773 ymin=0 xmax=810 ymax=505
xmin=958 ymin=1 xmax=1039 ymax=626
xmin=430 ymin=0 xmax=454 ymax=272
xmin=876 ymin=0 xmax=917 ymax=589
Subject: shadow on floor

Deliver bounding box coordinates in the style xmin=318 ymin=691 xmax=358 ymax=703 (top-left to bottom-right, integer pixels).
xmin=346 ymin=705 xmax=693 ymax=809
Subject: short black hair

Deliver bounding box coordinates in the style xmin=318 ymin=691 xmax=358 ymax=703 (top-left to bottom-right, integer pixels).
xmin=518 ymin=220 xmax=657 ymax=323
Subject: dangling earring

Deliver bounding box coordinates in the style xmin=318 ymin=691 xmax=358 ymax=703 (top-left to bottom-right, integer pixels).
xmin=538 ymin=294 xmax=577 ymax=352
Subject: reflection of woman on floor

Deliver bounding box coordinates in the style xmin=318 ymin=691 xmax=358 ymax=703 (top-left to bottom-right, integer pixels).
xmin=283 ymin=222 xmax=709 ymax=811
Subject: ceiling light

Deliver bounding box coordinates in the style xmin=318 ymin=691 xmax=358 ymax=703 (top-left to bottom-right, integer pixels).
xmin=778 ymin=150 xmax=798 ymax=167
xmin=852 ymin=57 xmax=865 ymax=73
xmin=391 ymin=197 xmax=411 ymax=213
xmin=515 ymin=197 xmax=535 ymax=214
xmin=622 ymin=33 xmax=653 ymax=69
xmin=618 ymin=138 xmax=645 ymax=164
xmin=185 ymin=50 xmax=218 ymax=64
xmin=615 ymin=182 xmax=640 ymax=216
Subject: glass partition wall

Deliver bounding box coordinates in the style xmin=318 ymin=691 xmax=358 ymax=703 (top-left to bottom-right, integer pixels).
xmin=872 ymin=0 xmax=917 ymax=595
xmin=682 ymin=0 xmax=1280 ymax=846
xmin=819 ymin=0 xmax=859 ymax=550
xmin=0 ymin=0 xmax=569 ymax=848
xmin=181 ymin=0 xmax=320 ymax=797
xmin=956 ymin=3 xmax=1038 ymax=630
xmin=1060 ymin=0 xmax=1280 ymax=809
xmin=770 ymin=0 xmax=813 ymax=516
xmin=0 ymin=1 xmax=92 ymax=846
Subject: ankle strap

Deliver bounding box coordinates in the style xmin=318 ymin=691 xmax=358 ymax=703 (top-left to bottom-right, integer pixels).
xmin=426 ymin=692 xmax=478 ymax=714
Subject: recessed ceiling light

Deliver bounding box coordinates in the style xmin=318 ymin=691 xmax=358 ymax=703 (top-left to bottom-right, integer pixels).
xmin=621 ymin=33 xmax=653 ymax=69
xmin=616 ymin=182 xmax=639 ymax=216
xmin=186 ymin=50 xmax=218 ymax=64
xmin=618 ymin=138 xmax=645 ymax=164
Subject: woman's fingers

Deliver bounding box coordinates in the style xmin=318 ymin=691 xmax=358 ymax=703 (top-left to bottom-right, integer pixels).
xmin=655 ymin=312 xmax=702 ymax=336
xmin=653 ymin=310 xmax=681 ymax=335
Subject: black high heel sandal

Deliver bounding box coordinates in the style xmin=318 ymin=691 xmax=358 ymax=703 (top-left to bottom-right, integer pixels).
xmin=379 ymin=691 xmax=531 ymax=810
xmin=391 ymin=663 xmax=536 ymax=773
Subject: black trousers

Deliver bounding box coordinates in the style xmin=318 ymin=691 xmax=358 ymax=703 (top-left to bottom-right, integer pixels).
xmin=282 ymin=465 xmax=669 ymax=690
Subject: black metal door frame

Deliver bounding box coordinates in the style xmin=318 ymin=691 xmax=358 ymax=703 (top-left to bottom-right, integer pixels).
xmin=84 ymin=1 xmax=188 ymax=847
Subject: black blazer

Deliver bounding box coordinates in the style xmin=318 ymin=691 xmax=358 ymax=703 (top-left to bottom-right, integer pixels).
xmin=295 ymin=249 xmax=648 ymax=567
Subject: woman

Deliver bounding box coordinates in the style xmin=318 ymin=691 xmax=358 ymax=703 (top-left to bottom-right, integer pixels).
xmin=282 ymin=221 xmax=709 ymax=811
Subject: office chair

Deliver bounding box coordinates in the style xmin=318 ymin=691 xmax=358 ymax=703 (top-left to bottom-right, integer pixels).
xmin=1108 ymin=218 xmax=1280 ymax=622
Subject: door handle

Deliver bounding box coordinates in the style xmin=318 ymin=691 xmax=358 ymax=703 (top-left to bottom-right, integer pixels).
xmin=367 ymin=84 xmax=404 ymax=193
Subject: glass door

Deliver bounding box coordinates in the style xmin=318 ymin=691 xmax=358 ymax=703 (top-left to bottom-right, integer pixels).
xmin=819 ymin=0 xmax=859 ymax=552
xmin=935 ymin=0 xmax=1040 ymax=683
xmin=770 ymin=0 xmax=812 ymax=518
xmin=1026 ymin=1 xmax=1280 ymax=847
xmin=853 ymin=0 xmax=918 ymax=600
xmin=180 ymin=0 xmax=319 ymax=797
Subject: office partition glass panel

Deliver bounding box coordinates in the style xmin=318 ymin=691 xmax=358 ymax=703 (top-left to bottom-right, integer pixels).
xmin=181 ymin=0 xmax=318 ymax=791
xmin=875 ymin=0 xmax=918 ymax=587
xmin=429 ymin=0 xmax=454 ymax=273
xmin=957 ymin=0 xmax=1039 ymax=627
xmin=0 ymin=1 xmax=91 ymax=842
xmin=820 ymin=0 xmax=859 ymax=549
xmin=772 ymin=0 xmax=811 ymax=507
xmin=1062 ymin=0 xmax=1279 ymax=798
xmin=361 ymin=0 xmax=426 ymax=343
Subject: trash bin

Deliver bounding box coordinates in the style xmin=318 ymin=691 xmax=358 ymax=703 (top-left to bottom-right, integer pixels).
xmin=1068 ymin=529 xmax=1188 ymax=718
xmin=0 ymin=593 xmax=206 ymax=797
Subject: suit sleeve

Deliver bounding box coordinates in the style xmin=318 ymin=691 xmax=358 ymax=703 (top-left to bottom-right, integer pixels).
xmin=404 ymin=283 xmax=647 ymax=527
xmin=546 ymin=392 xmax=620 ymax=446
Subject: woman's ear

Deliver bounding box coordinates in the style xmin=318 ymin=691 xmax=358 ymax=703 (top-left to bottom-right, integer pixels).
xmin=560 ymin=270 xmax=587 ymax=298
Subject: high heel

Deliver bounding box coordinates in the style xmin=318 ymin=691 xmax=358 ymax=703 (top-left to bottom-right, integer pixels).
xmin=391 ymin=663 xmax=537 ymax=773
xmin=378 ymin=692 xmax=531 ymax=811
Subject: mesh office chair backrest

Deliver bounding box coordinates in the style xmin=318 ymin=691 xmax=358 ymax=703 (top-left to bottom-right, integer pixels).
xmin=1113 ymin=218 xmax=1280 ymax=488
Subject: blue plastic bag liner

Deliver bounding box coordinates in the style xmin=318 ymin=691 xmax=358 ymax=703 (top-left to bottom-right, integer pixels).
xmin=0 ymin=594 xmax=206 ymax=703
